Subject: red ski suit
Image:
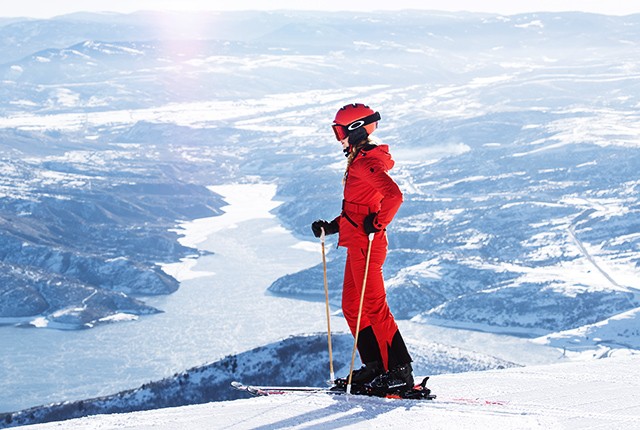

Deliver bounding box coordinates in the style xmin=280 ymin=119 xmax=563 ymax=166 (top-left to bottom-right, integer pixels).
xmin=334 ymin=144 xmax=403 ymax=371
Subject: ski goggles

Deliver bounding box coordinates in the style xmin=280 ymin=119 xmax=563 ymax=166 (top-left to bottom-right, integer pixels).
xmin=331 ymin=112 xmax=381 ymax=141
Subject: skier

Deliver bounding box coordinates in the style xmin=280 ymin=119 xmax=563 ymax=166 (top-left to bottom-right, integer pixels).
xmin=311 ymin=103 xmax=414 ymax=395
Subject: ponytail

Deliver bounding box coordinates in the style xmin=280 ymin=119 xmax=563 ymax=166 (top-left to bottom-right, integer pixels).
xmin=343 ymin=137 xmax=375 ymax=185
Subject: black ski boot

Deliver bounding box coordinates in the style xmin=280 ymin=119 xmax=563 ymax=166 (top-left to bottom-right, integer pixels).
xmin=365 ymin=363 xmax=414 ymax=397
xmin=332 ymin=361 xmax=383 ymax=393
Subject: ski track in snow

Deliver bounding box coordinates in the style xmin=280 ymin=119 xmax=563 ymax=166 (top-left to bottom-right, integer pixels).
xmin=567 ymin=225 xmax=624 ymax=291
xmin=18 ymin=356 xmax=640 ymax=430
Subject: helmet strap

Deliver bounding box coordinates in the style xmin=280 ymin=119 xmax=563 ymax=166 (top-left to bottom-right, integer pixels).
xmin=343 ymin=128 xmax=368 ymax=158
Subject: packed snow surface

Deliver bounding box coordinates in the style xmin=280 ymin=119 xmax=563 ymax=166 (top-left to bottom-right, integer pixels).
xmin=18 ymin=355 xmax=640 ymax=429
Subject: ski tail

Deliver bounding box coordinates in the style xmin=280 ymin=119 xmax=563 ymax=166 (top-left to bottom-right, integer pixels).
xmin=231 ymin=381 xmax=328 ymax=396
xmin=402 ymin=376 xmax=436 ymax=400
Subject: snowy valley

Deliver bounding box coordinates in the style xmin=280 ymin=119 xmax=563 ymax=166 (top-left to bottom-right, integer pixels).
xmin=0 ymin=8 xmax=639 ymax=429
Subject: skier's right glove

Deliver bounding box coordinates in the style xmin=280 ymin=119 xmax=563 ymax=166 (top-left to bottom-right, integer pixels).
xmin=363 ymin=212 xmax=381 ymax=235
xmin=311 ymin=219 xmax=339 ymax=238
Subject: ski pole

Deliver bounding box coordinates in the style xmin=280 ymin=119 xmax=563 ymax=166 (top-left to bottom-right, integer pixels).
xmin=320 ymin=227 xmax=335 ymax=383
xmin=346 ymin=232 xmax=375 ymax=395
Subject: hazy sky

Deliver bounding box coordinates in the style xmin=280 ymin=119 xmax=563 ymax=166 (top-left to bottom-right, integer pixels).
xmin=1 ymin=0 xmax=639 ymax=18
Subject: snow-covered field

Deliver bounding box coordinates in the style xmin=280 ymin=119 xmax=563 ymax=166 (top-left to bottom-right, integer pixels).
xmin=17 ymin=355 xmax=640 ymax=430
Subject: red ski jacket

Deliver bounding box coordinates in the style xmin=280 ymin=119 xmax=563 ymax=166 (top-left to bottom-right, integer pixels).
xmin=335 ymin=144 xmax=403 ymax=248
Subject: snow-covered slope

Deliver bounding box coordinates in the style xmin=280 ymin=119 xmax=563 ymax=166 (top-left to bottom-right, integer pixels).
xmin=534 ymin=307 xmax=640 ymax=358
xmin=0 ymin=333 xmax=515 ymax=428
xmin=0 ymin=129 xmax=225 ymax=328
xmin=13 ymin=355 xmax=640 ymax=430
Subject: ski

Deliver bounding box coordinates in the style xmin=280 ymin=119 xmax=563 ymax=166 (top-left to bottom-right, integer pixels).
xmin=231 ymin=381 xmax=334 ymax=396
xmin=229 ymin=379 xmax=515 ymax=407
xmin=231 ymin=381 xmax=510 ymax=406
xmin=231 ymin=377 xmax=436 ymax=400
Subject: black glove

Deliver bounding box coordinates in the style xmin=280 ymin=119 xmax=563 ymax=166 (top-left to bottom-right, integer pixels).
xmin=311 ymin=219 xmax=339 ymax=238
xmin=363 ymin=212 xmax=381 ymax=235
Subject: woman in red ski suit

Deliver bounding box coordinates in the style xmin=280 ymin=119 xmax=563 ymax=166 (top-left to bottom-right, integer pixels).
xmin=312 ymin=103 xmax=414 ymax=394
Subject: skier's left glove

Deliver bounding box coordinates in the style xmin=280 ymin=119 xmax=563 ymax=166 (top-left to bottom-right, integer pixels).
xmin=311 ymin=219 xmax=339 ymax=238
xmin=363 ymin=212 xmax=382 ymax=235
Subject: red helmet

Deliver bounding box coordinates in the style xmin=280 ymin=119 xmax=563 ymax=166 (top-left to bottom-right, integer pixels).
xmin=332 ymin=103 xmax=381 ymax=141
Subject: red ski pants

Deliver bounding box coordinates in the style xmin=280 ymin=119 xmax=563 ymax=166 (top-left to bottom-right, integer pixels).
xmin=342 ymin=237 xmax=399 ymax=371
